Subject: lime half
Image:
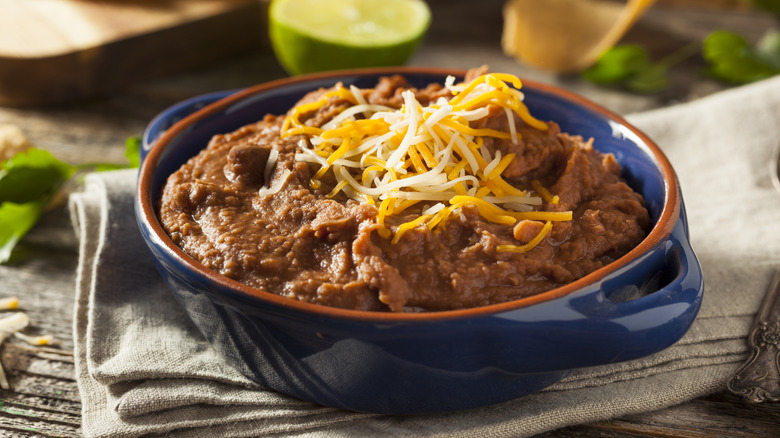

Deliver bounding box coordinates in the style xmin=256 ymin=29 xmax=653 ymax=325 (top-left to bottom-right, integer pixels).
xmin=269 ymin=0 xmax=431 ymax=75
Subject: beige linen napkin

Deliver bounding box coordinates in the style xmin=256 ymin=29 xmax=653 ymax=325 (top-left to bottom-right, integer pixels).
xmin=70 ymin=75 xmax=780 ymax=437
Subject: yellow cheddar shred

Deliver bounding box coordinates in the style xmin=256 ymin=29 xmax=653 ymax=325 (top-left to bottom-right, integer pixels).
xmin=531 ymin=179 xmax=560 ymax=205
xmin=0 ymin=297 xmax=18 ymax=311
xmin=392 ymin=214 xmax=432 ymax=244
xmin=497 ymin=221 xmax=554 ymax=253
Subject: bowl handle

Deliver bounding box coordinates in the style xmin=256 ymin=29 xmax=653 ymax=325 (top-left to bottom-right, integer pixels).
xmin=563 ymin=216 xmax=704 ymax=367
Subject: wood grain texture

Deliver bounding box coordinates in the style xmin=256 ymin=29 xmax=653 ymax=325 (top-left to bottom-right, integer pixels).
xmin=1 ymin=1 xmax=780 ymax=436
xmin=0 ymin=0 xmax=255 ymax=56
xmin=0 ymin=0 xmax=269 ymax=107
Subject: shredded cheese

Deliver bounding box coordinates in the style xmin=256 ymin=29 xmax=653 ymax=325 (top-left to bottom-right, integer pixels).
xmin=497 ymin=221 xmax=554 ymax=253
xmin=0 ymin=297 xmax=18 ymax=311
xmin=257 ymin=168 xmax=292 ymax=196
xmin=282 ymin=73 xmax=573 ymax=253
xmin=531 ymin=179 xmax=560 ymax=205
xmin=0 ymin=312 xmax=29 ymax=333
xmin=0 ymin=298 xmax=56 ymax=390
xmin=13 ymin=332 xmax=55 ymax=346
xmin=0 ymin=312 xmax=29 ymax=390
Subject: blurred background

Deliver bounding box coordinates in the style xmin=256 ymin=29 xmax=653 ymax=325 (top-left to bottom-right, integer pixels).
xmin=0 ymin=1 xmax=776 ymax=104
xmin=0 ymin=0 xmax=777 ymax=162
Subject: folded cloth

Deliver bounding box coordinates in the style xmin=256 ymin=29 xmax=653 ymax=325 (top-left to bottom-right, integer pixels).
xmin=70 ymin=75 xmax=780 ymax=438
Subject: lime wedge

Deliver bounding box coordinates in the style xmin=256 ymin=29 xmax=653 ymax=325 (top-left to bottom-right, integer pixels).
xmin=269 ymin=0 xmax=431 ymax=75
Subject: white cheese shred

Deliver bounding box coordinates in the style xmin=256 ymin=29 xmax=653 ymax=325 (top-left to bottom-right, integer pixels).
xmin=0 ymin=297 xmax=18 ymax=311
xmin=0 ymin=312 xmax=29 ymax=333
xmin=258 ymin=168 xmax=292 ymax=196
xmin=14 ymin=332 xmax=56 ymax=346
xmin=262 ymin=148 xmax=279 ymax=189
xmin=0 ymin=302 xmax=57 ymax=390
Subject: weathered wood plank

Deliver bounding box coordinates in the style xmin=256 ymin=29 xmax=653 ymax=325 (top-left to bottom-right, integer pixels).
xmin=0 ymin=391 xmax=80 ymax=418
xmin=0 ymin=399 xmax=80 ymax=428
xmin=0 ymin=427 xmax=78 ymax=438
xmin=0 ymin=412 xmax=81 ymax=438
xmin=5 ymin=345 xmax=75 ymax=382
xmin=538 ymin=392 xmax=780 ymax=437
xmin=4 ymin=374 xmax=79 ymax=406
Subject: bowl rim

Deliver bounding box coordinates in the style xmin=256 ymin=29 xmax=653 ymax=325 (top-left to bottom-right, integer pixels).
xmin=137 ymin=66 xmax=680 ymax=322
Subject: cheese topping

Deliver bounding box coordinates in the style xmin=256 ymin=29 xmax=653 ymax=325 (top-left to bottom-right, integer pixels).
xmin=282 ymin=73 xmax=572 ymax=252
xmin=0 ymin=297 xmax=18 ymax=311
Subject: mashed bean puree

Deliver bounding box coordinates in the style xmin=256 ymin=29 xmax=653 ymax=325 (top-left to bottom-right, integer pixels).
xmin=159 ymin=72 xmax=650 ymax=312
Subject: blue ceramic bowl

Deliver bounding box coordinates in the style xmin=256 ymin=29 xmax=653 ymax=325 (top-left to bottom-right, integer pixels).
xmin=136 ymin=67 xmax=703 ymax=414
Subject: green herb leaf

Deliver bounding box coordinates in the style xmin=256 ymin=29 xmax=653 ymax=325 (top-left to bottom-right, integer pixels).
xmin=702 ymin=30 xmax=780 ymax=84
xmin=0 ymin=148 xmax=75 ymax=263
xmin=0 ymin=149 xmax=75 ymax=204
xmin=582 ymin=42 xmax=700 ymax=94
xmin=75 ymin=135 xmax=141 ymax=173
xmin=581 ymin=45 xmax=651 ymax=84
xmin=124 ymin=136 xmax=141 ymax=168
xmin=0 ymin=201 xmax=44 ymax=263
xmin=87 ymin=136 xmax=141 ymax=172
xmin=581 ymin=44 xmax=681 ymax=94
xmin=90 ymin=163 xmax=129 ymax=172
xmin=0 ymin=135 xmax=141 ymax=263
xmin=626 ymin=64 xmax=669 ymax=94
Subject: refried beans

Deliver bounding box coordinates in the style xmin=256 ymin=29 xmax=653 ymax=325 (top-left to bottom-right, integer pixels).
xmin=159 ymin=70 xmax=650 ymax=312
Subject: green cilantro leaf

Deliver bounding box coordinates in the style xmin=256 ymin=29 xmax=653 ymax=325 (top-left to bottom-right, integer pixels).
xmin=0 ymin=149 xmax=75 ymax=263
xmin=625 ymin=64 xmax=669 ymax=94
xmin=0 ymin=148 xmax=75 ymax=204
xmin=0 ymin=201 xmax=44 ymax=263
xmin=581 ymin=43 xmax=695 ymax=94
xmin=581 ymin=45 xmax=651 ymax=84
xmin=0 ymin=135 xmax=140 ymax=263
xmin=702 ymin=30 xmax=780 ymax=84
xmin=124 ymin=136 xmax=141 ymax=168
xmin=78 ymin=136 xmax=142 ymax=172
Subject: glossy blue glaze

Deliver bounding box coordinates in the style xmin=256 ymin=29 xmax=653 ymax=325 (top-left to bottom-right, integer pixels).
xmin=141 ymin=89 xmax=237 ymax=163
xmin=136 ymin=69 xmax=704 ymax=414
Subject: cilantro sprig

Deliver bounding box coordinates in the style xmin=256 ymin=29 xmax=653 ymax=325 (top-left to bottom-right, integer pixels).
xmin=703 ymin=30 xmax=780 ymax=84
xmin=580 ymin=43 xmax=698 ymax=94
xmin=582 ymin=0 xmax=780 ymax=92
xmin=700 ymin=0 xmax=780 ymax=85
xmin=0 ymin=136 xmax=140 ymax=263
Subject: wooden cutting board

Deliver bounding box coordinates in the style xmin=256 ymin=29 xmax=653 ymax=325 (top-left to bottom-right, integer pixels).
xmin=0 ymin=0 xmax=269 ymax=107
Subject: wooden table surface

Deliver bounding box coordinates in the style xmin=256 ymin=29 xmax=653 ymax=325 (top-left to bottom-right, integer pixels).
xmin=2 ymin=1 xmax=780 ymax=436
